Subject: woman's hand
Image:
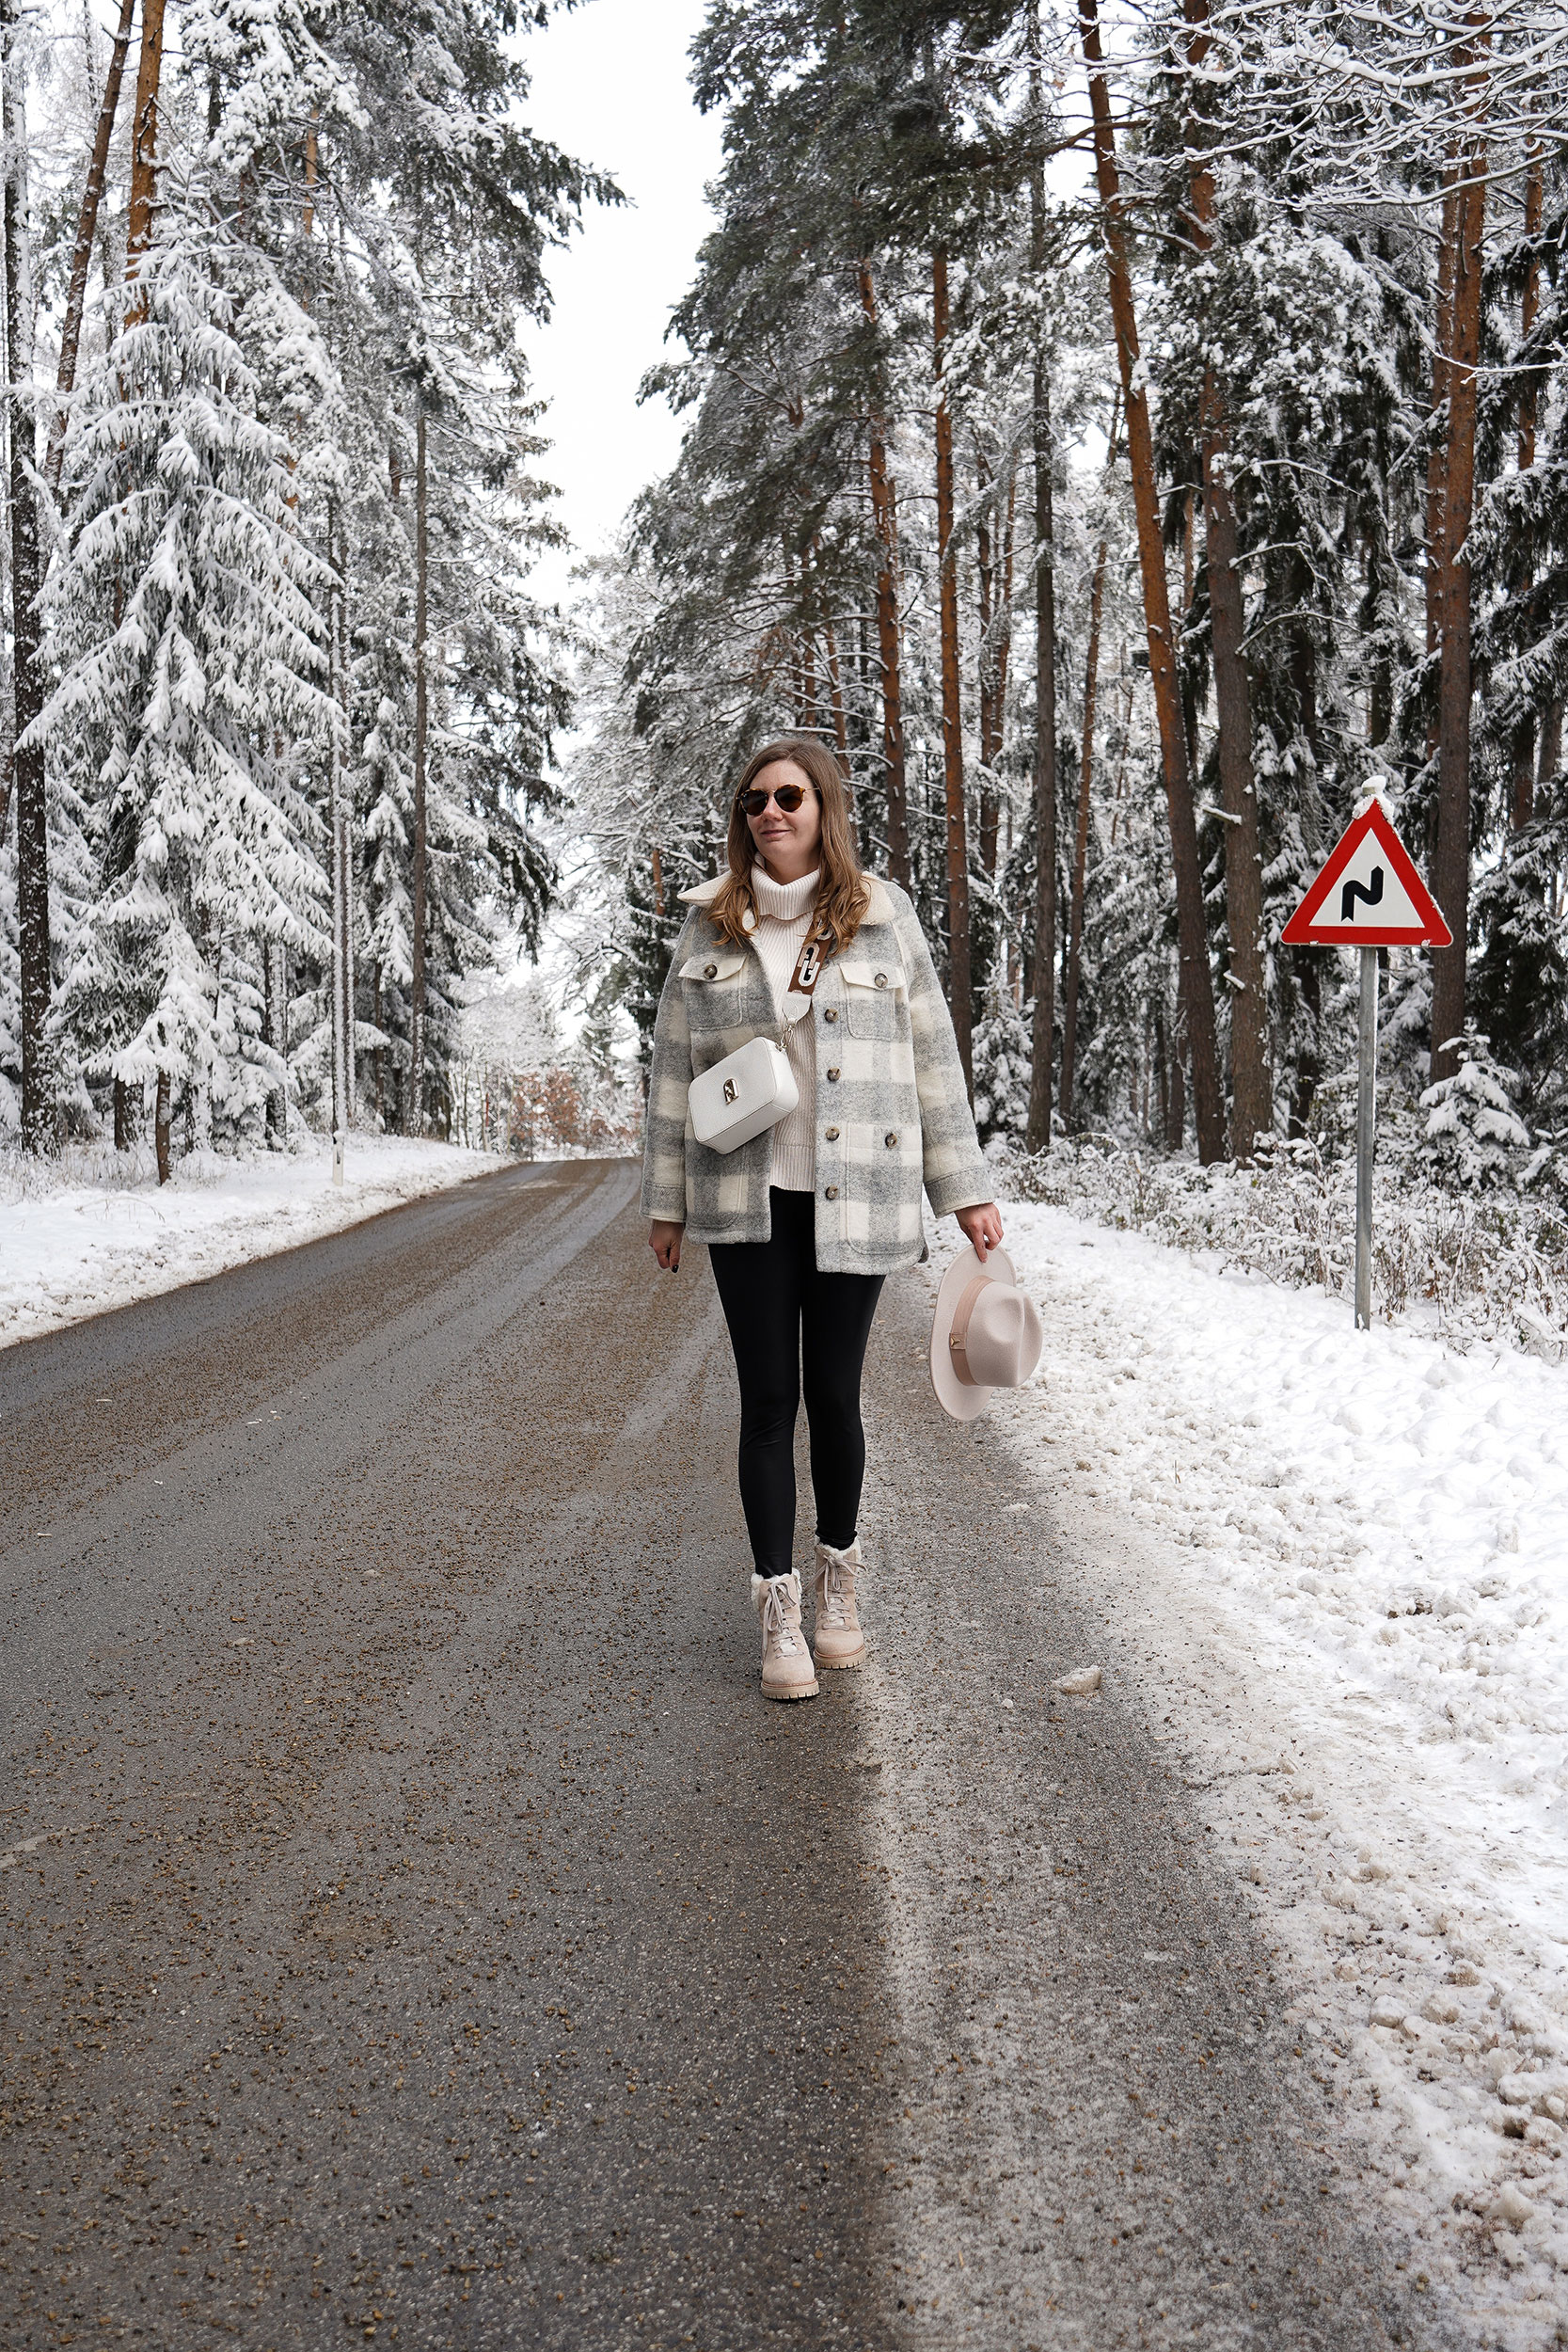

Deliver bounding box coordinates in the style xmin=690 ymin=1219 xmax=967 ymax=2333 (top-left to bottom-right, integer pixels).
xmin=956 ymin=1201 xmax=1004 ymax=1263
xmin=648 ymin=1219 xmax=684 ymax=1273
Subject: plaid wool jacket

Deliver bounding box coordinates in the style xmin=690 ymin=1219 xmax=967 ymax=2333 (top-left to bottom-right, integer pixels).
xmin=640 ymin=872 xmax=991 ymax=1273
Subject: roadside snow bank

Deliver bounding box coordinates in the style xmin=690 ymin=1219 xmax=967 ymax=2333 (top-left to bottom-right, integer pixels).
xmin=0 ymin=1133 xmax=501 ymax=1349
xmin=940 ymin=1201 xmax=1568 ymax=2343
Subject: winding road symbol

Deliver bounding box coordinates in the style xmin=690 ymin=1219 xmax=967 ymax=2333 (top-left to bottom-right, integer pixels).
xmin=1281 ymin=803 xmax=1449 ymax=947
xmin=1340 ymin=865 xmax=1384 ymax=922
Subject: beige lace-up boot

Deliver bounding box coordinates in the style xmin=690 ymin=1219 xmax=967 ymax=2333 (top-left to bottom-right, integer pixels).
xmin=752 ymin=1571 xmax=818 ymax=1702
xmin=812 ymin=1539 xmax=866 ymax=1669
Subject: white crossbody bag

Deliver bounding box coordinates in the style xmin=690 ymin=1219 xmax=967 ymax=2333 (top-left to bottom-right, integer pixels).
xmin=689 ymin=1035 xmax=798 ymax=1153
xmin=687 ymin=927 xmax=832 ymax=1155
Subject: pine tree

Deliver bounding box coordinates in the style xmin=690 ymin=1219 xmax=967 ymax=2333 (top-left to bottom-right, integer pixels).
xmin=41 ymin=209 xmax=334 ymax=1171
xmin=1419 ymin=1032 xmax=1531 ymax=1190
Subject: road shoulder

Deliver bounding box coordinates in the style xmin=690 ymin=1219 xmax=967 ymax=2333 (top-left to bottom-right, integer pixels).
xmin=854 ymin=1262 xmax=1433 ymax=2349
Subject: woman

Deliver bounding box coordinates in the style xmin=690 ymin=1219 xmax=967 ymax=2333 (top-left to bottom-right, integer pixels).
xmin=642 ymin=738 xmax=1002 ymax=1701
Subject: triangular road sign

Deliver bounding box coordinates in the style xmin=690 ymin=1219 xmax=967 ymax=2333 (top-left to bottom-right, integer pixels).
xmin=1281 ymin=803 xmax=1452 ymax=948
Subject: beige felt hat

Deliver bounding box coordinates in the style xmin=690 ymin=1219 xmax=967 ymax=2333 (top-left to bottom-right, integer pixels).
xmin=929 ymin=1244 xmax=1043 ymax=1422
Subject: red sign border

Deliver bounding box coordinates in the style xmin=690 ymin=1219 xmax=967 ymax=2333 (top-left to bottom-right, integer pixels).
xmin=1281 ymin=802 xmax=1452 ymax=948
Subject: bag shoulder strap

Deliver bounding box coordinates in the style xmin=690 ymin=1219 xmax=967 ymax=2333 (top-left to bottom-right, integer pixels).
xmin=790 ymin=898 xmax=910 ymax=1000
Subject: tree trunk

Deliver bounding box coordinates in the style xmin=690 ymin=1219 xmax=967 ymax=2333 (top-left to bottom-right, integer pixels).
xmin=123 ymin=0 xmax=166 ymax=300
xmin=857 ymin=265 xmax=908 ymax=884
xmin=372 ymin=966 xmax=384 ymax=1126
xmin=1166 ymin=1025 xmax=1185 ymax=1149
xmin=1078 ymin=0 xmax=1224 ymax=1161
xmin=409 ymin=405 xmax=429 ymax=1133
xmin=1288 ymin=946 xmax=1321 ymax=1139
xmin=329 ymin=499 xmax=353 ymax=1151
xmin=1201 ymin=440 xmax=1271 ymax=1153
xmin=1429 ymin=142 xmax=1486 ymax=1082
xmin=932 ymin=246 xmax=971 ymax=1088
xmin=822 ymin=616 xmax=849 ymax=757
xmin=4 ymin=8 xmax=51 ymax=1152
xmin=1511 ymin=141 xmax=1542 ymax=833
xmin=1538 ymin=700 xmax=1561 ymax=801
xmin=1058 ymin=395 xmax=1120 ymax=1131
xmin=975 ymin=440 xmax=999 ymax=877
xmin=113 ymin=1073 xmax=133 ymax=1150
xmin=1424 ymin=168 xmax=1459 ymax=775
xmin=1510 ymin=723 xmax=1536 ymax=834
xmin=1023 ymin=56 xmax=1057 ymax=1154
xmin=44 ymin=0 xmax=135 ymax=494
xmin=1154 ymin=1004 xmax=1168 ymax=1136
xmin=1182 ymin=0 xmax=1269 ymax=1158
xmin=1023 ymin=349 xmax=1057 ymax=1151
xmin=1060 ymin=522 xmax=1107 ymax=1131
xmin=995 ymin=467 xmax=1016 ymax=737
xmin=154 ymin=1068 xmax=171 ymax=1184
xmin=264 ymin=941 xmax=287 ymax=1141
xmin=796 ymin=545 xmax=820 ymax=731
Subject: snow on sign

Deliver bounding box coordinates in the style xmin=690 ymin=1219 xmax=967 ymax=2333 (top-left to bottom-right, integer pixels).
xmin=1281 ymin=802 xmax=1451 ymax=948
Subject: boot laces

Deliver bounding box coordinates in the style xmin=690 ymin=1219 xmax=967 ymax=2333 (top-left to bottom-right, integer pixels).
xmin=760 ymin=1577 xmax=806 ymax=1656
xmin=818 ymin=1550 xmax=855 ymax=1628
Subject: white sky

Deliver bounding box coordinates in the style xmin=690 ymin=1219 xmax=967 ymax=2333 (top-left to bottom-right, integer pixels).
xmin=517 ymin=0 xmax=724 ymax=610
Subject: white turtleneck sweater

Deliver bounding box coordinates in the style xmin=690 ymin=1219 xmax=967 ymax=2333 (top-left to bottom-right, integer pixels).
xmin=750 ymin=863 xmax=819 ymax=1193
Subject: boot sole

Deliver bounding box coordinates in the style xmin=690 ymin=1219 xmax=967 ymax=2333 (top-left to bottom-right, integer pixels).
xmin=762 ymin=1678 xmax=818 ymax=1702
xmin=816 ymin=1648 xmax=864 ymax=1670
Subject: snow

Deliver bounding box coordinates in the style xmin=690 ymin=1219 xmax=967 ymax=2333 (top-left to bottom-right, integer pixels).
xmin=0 ymin=1133 xmax=502 ymax=1350
xmin=933 ymin=1199 xmax=1568 ymax=2343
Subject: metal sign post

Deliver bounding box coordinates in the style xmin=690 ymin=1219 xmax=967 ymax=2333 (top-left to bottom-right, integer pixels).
xmin=1354 ymin=947 xmax=1377 ymax=1330
xmin=1282 ymin=800 xmax=1451 ymax=1332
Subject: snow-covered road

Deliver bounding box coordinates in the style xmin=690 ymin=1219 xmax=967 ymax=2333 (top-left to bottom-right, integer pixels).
xmin=0 ymin=1133 xmax=503 ymax=1350
xmin=958 ymin=1200 xmax=1568 ymax=2338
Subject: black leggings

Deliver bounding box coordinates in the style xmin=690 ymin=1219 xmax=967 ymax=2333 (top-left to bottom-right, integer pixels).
xmin=708 ymin=1188 xmax=885 ymax=1580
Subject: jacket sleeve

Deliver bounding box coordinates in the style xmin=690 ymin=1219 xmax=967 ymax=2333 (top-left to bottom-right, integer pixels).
xmin=892 ymin=894 xmax=993 ymax=1218
xmin=640 ymin=921 xmax=696 ymax=1223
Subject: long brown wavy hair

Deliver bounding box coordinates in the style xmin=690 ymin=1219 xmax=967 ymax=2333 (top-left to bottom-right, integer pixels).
xmin=707 ymin=738 xmax=870 ymax=956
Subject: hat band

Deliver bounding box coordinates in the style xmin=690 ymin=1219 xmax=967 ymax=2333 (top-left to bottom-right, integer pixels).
xmin=945 ymin=1274 xmax=991 ymax=1388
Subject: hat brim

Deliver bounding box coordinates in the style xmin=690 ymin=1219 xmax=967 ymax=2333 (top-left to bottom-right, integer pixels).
xmin=929 ymin=1243 xmax=1018 ymax=1421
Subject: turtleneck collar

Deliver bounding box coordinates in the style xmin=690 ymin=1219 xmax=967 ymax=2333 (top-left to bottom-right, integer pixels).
xmin=752 ymin=863 xmax=820 ymax=922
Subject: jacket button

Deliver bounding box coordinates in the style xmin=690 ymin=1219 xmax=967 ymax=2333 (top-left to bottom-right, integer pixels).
xmin=823 ymin=1006 xmax=838 ymax=1023
xmin=827 ymin=1067 xmax=840 ymax=1082
xmin=874 ymin=971 xmax=887 ymax=988
xmin=824 ymin=1126 xmax=840 ymax=1141
xmin=884 ymin=1132 xmax=898 ymax=1148
xmin=703 ymin=963 xmax=718 ymax=978
xmin=824 ymin=1184 xmax=839 ymax=1200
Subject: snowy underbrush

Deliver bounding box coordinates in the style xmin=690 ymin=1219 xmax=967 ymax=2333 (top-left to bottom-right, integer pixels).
xmin=0 ymin=1128 xmax=501 ymax=1349
xmin=0 ymin=1133 xmax=291 ymax=1203
xmin=998 ymin=1129 xmax=1568 ymax=1362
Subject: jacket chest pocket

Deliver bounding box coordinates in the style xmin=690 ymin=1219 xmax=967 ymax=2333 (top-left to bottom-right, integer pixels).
xmin=680 ymin=948 xmax=747 ymax=1037
xmin=839 ymin=956 xmax=905 ymax=1041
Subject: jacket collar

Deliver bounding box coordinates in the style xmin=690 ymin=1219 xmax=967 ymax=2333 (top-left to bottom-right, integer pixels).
xmin=680 ymin=871 xmax=895 ymax=925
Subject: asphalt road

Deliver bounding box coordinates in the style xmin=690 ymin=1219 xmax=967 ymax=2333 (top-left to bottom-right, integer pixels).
xmin=1 ymin=1157 xmax=1439 ymax=2349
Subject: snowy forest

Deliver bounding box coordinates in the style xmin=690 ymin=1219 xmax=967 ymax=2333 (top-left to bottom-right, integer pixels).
xmin=3 ymin=0 xmax=1568 ymax=1201
xmin=0 ymin=0 xmax=605 ymax=1170
xmin=573 ymin=0 xmax=1568 ymax=1200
